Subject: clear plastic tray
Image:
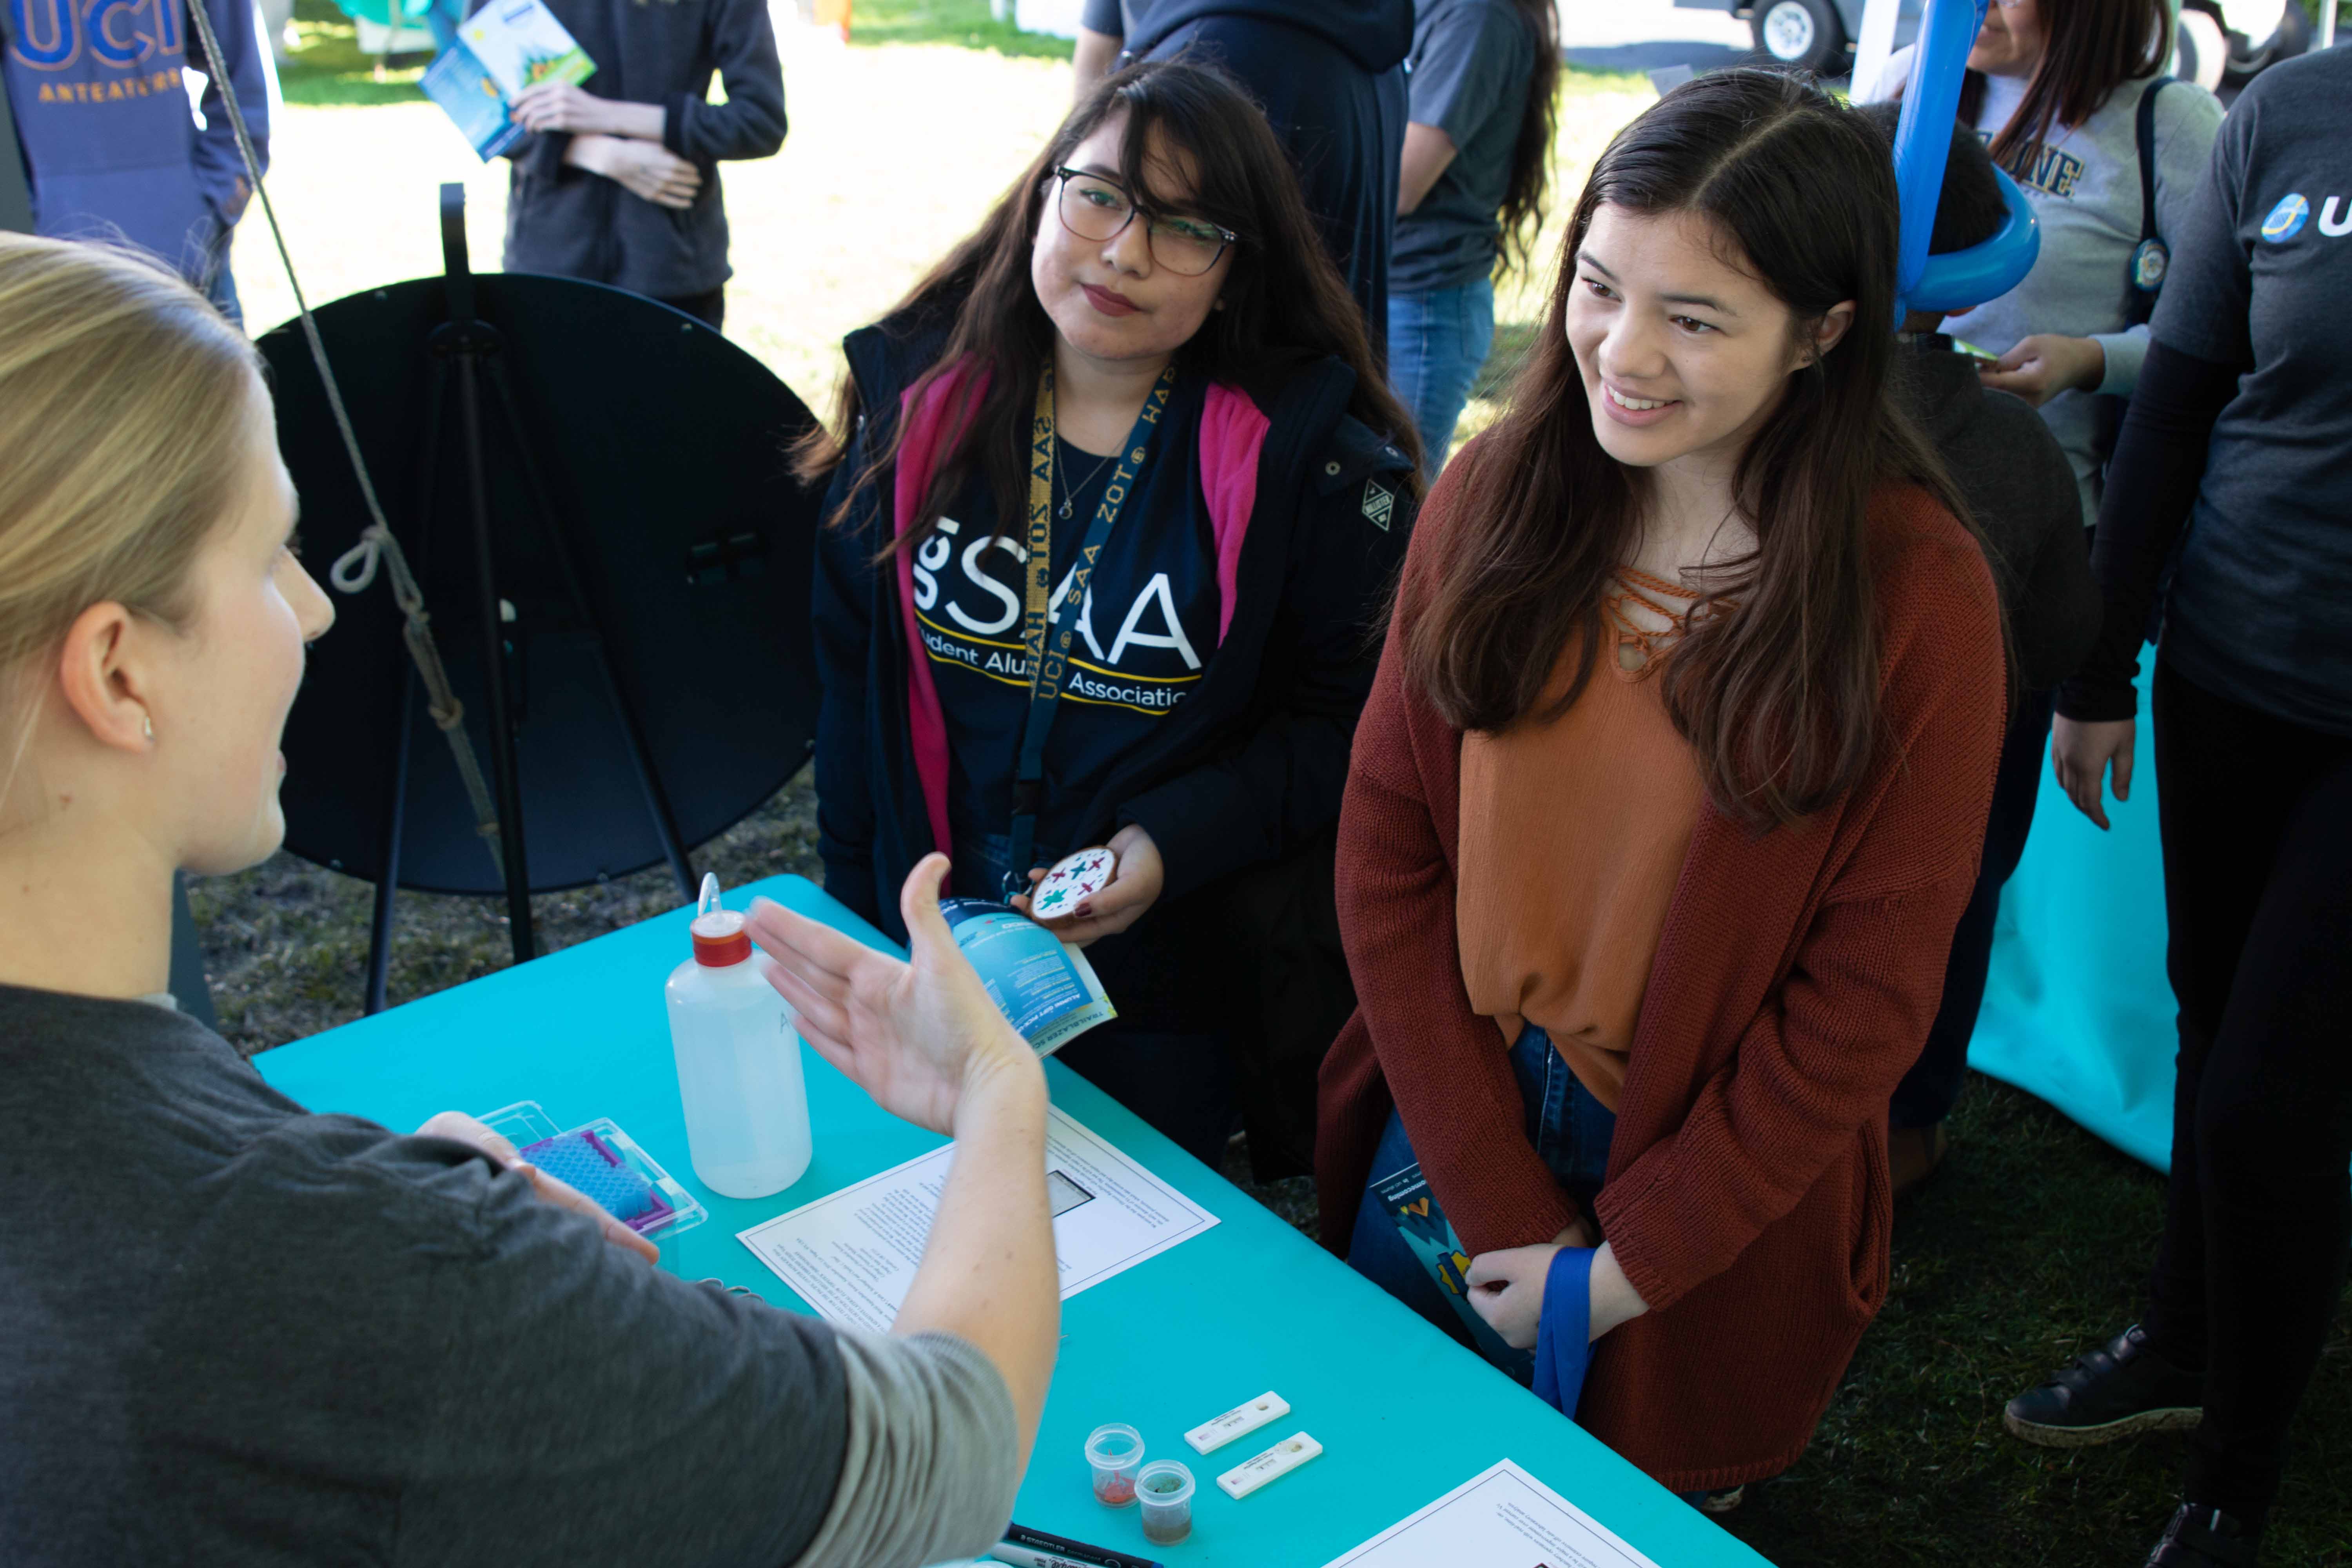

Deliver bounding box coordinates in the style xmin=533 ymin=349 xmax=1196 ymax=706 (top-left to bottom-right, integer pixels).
xmin=476 ymin=1100 xmax=709 ymax=1246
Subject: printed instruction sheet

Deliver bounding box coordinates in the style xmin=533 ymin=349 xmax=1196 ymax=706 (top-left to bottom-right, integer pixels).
xmin=738 ymin=1106 xmax=1218 ymax=1333
xmin=1322 ymin=1460 xmax=1663 ymax=1568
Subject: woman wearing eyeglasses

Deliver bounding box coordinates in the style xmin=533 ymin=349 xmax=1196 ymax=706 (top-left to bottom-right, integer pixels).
xmin=798 ymin=60 xmax=1419 ymax=1165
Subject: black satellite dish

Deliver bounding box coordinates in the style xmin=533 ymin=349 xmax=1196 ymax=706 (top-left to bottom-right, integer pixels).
xmin=259 ymin=186 xmax=822 ymax=1009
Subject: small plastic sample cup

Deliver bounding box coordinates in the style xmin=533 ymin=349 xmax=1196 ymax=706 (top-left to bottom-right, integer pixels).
xmin=1136 ymin=1459 xmax=1196 ymax=1546
xmin=1086 ymin=1423 xmax=1144 ymax=1507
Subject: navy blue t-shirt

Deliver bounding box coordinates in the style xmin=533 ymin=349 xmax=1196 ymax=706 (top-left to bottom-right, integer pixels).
xmin=911 ymin=376 xmax=1222 ymax=882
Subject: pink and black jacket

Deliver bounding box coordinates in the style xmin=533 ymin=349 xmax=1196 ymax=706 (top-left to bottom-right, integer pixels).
xmin=811 ymin=310 xmax=1416 ymax=944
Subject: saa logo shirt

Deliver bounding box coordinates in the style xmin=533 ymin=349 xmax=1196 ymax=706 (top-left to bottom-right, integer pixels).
xmin=912 ymin=374 xmax=1223 ymax=848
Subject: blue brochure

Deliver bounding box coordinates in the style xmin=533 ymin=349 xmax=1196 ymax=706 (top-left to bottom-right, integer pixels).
xmin=421 ymin=43 xmax=523 ymax=160
xmin=938 ymin=899 xmax=1117 ymax=1057
xmin=423 ymin=0 xmax=595 ymax=159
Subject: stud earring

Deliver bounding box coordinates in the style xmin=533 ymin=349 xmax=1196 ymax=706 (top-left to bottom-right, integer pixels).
xmin=142 ymin=715 xmax=154 ymax=741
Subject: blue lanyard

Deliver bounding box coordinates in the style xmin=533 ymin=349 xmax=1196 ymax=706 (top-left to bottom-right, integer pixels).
xmin=1001 ymin=362 xmax=1176 ymax=901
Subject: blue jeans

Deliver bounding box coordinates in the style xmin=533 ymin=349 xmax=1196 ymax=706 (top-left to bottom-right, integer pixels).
xmin=1386 ymin=276 xmax=1495 ymax=478
xmin=1347 ymin=1025 xmax=1615 ymax=1376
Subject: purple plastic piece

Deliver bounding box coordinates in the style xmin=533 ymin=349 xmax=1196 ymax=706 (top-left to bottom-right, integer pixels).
xmin=518 ymin=1127 xmax=678 ymax=1234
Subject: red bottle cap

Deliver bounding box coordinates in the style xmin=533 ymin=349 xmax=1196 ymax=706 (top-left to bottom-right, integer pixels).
xmin=691 ymin=909 xmax=751 ymax=967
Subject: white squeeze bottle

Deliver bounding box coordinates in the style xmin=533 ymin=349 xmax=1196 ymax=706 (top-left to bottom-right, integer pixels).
xmin=665 ymin=874 xmax=812 ymax=1199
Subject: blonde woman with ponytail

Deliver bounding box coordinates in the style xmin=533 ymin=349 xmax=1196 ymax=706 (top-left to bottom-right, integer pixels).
xmin=0 ymin=234 xmax=1063 ymax=1566
xmin=0 ymin=235 xmax=333 ymax=968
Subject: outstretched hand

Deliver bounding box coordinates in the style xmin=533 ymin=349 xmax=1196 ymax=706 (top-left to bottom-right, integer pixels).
xmin=746 ymin=855 xmax=1038 ymax=1135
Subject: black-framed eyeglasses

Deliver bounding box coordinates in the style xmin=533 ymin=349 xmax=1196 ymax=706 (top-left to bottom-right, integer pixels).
xmin=1052 ymin=166 xmax=1238 ymax=277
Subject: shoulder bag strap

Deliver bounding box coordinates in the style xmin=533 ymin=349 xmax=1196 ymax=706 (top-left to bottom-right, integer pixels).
xmin=2124 ymin=76 xmax=2172 ymax=327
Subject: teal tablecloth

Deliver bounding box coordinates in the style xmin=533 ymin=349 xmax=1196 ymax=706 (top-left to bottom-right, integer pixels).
xmin=1972 ymin=664 xmax=2176 ymax=1171
xmin=258 ymin=874 xmax=1768 ymax=1568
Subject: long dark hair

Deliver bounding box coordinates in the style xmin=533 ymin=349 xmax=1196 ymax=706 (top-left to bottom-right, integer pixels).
xmin=794 ymin=59 xmax=1419 ymax=552
xmin=1495 ymin=0 xmax=1561 ymax=278
xmin=1955 ymin=0 xmax=2172 ymax=172
xmin=1403 ymin=69 xmax=1971 ymax=829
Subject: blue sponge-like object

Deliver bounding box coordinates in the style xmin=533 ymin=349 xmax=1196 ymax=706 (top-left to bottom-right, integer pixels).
xmin=519 ymin=1129 xmax=673 ymax=1232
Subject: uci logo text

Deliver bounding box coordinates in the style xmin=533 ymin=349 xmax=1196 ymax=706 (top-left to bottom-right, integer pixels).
xmin=2262 ymin=193 xmax=2352 ymax=244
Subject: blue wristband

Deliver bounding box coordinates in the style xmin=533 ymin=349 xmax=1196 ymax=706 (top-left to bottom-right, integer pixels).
xmin=1532 ymin=1245 xmax=1595 ymax=1417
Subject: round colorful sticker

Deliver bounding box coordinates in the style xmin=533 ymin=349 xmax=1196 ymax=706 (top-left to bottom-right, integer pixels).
xmin=2261 ymin=193 xmax=2309 ymax=244
xmin=1031 ymin=847 xmax=1117 ymax=920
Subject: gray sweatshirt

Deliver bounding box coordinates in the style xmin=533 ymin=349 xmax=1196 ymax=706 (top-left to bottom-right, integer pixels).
xmin=1873 ymin=51 xmax=2224 ymax=527
xmin=0 ymin=984 xmax=1019 ymax=1567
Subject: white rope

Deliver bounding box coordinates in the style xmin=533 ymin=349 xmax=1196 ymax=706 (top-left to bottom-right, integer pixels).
xmin=183 ymin=0 xmax=504 ymax=873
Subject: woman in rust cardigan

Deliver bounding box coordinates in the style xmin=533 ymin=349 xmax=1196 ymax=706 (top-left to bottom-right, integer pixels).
xmin=1316 ymin=70 xmax=2007 ymax=1503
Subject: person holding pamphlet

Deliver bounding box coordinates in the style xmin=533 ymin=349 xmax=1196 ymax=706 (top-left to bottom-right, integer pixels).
xmin=453 ymin=0 xmax=784 ymax=329
xmin=797 ymin=62 xmax=1420 ymax=1167
xmin=1317 ymin=71 xmax=2004 ymax=1506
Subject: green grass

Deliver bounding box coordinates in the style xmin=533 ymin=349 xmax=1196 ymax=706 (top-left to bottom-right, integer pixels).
xmin=1563 ymin=62 xmax=1654 ymax=93
xmin=274 ymin=0 xmax=1080 ymax=96
xmin=1717 ymin=1080 xmax=2352 ymax=1567
xmin=270 ymin=0 xmax=1646 ymax=111
xmin=275 ymin=0 xmax=432 ymax=107
xmin=844 ymin=0 xmax=1075 ymax=58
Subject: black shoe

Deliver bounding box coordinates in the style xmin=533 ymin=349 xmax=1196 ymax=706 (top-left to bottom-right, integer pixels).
xmin=2145 ymin=1503 xmax=2262 ymax=1567
xmin=2004 ymin=1323 xmax=2203 ymax=1447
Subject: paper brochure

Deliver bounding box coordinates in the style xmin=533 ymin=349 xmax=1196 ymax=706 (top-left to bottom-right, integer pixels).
xmin=939 ymin=898 xmax=1116 ymax=1056
xmin=420 ymin=46 xmax=525 ymax=159
xmin=739 ymin=1106 xmax=1217 ymax=1333
xmin=423 ymin=0 xmax=593 ymax=160
xmin=1322 ymin=1459 xmax=1663 ymax=1568
xmin=456 ymin=0 xmax=592 ymax=97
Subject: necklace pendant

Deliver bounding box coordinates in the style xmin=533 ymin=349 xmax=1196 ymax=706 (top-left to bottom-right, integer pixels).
xmin=1058 ymin=499 xmax=1073 ymax=519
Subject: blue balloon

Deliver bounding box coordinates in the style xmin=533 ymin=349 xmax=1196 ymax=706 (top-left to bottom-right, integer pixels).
xmin=1889 ymin=0 xmax=2040 ymax=324
xmin=1904 ymin=163 xmax=2040 ymax=314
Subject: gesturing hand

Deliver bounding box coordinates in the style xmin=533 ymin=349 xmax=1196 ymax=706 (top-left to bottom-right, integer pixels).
xmin=413 ymin=1110 xmax=659 ymax=1263
xmin=747 ymin=855 xmax=1039 ymax=1136
xmin=1010 ymin=822 xmax=1164 ymax=947
xmin=1978 ymin=333 xmax=2106 ymax=408
xmin=2051 ymin=714 xmax=2136 ymax=831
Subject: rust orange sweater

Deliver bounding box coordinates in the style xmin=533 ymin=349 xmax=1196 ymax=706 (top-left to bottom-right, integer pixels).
xmin=1318 ymin=460 xmax=2005 ymax=1492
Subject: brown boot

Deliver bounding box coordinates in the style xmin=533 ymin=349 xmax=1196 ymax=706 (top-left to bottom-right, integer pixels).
xmin=1889 ymin=1122 xmax=1948 ymax=1201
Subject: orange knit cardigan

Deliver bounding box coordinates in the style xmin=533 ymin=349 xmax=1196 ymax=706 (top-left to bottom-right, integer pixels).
xmin=1317 ymin=461 xmax=2006 ymax=1493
